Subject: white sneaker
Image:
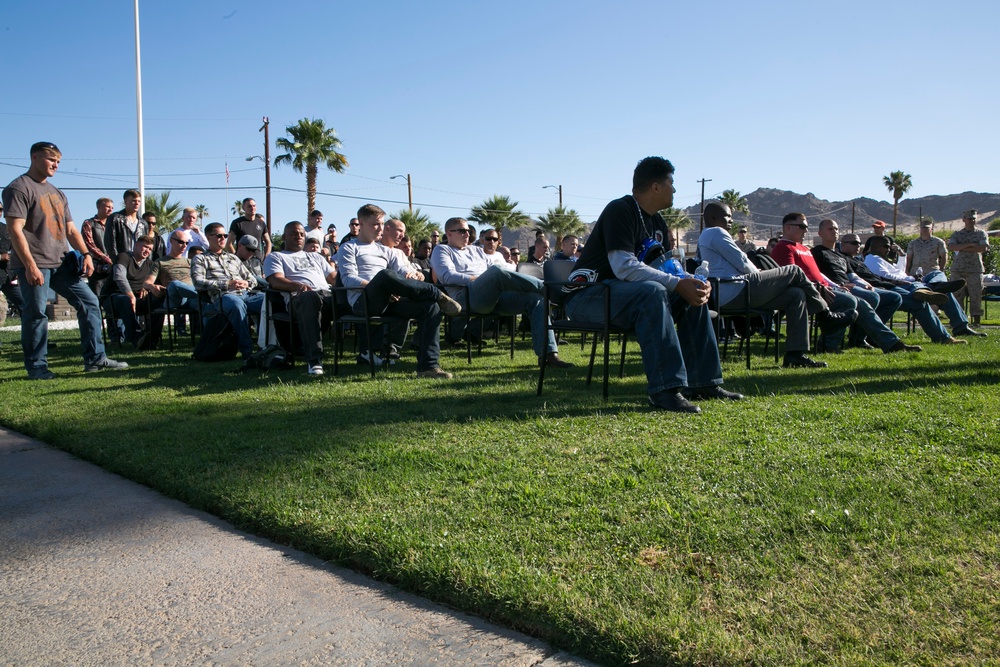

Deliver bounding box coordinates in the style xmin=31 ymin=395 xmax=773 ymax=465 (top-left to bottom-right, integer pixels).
xmin=356 ymin=352 xmax=384 ymax=367
xmin=307 ymin=363 xmax=324 ymax=376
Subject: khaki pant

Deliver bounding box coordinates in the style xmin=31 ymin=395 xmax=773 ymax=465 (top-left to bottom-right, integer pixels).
xmin=950 ymin=269 xmax=984 ymax=318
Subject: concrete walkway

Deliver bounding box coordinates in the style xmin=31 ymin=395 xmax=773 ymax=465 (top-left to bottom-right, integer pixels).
xmin=0 ymin=428 xmax=593 ymax=666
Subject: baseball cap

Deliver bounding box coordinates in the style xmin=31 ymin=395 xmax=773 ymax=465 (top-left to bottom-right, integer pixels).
xmin=872 ymin=220 xmax=886 ymax=229
xmin=920 ymin=219 xmax=933 ymax=228
xmin=963 ymin=209 xmax=978 ymax=219
xmin=238 ymin=235 xmax=259 ymax=251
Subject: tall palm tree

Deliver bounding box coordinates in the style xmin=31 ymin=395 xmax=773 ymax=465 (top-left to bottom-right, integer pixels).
xmin=144 ymin=191 xmax=183 ymax=228
xmin=659 ymin=207 xmax=694 ymax=249
xmin=719 ymin=189 xmax=750 ymax=216
xmin=883 ymin=170 xmax=913 ymax=237
xmin=392 ymin=208 xmax=438 ymax=244
xmin=536 ymin=205 xmax=587 ymax=246
xmin=274 ymin=117 xmax=349 ymax=217
xmin=194 ymin=204 xmax=210 ymax=223
xmin=232 ymin=200 xmax=244 ymax=218
xmin=469 ymin=195 xmax=530 ymax=236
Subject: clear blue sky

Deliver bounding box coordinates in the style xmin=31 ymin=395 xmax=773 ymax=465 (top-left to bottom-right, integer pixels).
xmin=2 ymin=0 xmax=996 ymax=229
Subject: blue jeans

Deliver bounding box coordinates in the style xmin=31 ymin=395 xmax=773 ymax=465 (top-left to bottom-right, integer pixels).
xmin=103 ymin=293 xmax=144 ymax=344
xmin=16 ymin=265 xmax=107 ymax=375
xmin=849 ymin=287 xmax=902 ymax=343
xmin=203 ymin=291 xmax=264 ymax=357
xmin=468 ymin=265 xmax=556 ymax=358
xmin=920 ymin=271 xmax=969 ymax=331
xmin=166 ymin=280 xmax=198 ymax=310
xmin=826 ymin=287 xmax=899 ymax=351
xmin=565 ymin=279 xmax=722 ymax=396
xmin=890 ymin=286 xmax=951 ymax=342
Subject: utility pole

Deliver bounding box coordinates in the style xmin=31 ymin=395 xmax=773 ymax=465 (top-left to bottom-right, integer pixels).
xmin=391 ymin=174 xmax=413 ymax=212
xmin=260 ymin=117 xmax=271 ymax=237
xmin=697 ymin=178 xmax=712 ymax=231
xmin=851 ymin=202 xmax=855 ymax=233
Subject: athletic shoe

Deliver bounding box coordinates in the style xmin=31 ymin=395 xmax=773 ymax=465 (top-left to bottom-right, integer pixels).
xmin=356 ymin=351 xmax=384 ymax=367
xmin=437 ymin=293 xmax=462 ymax=317
xmin=307 ymin=364 xmax=324 ymax=376
xmin=782 ymin=352 xmax=828 ymax=368
xmin=28 ymin=369 xmax=58 ymax=380
xmin=926 ymin=279 xmax=966 ymax=294
xmin=884 ymin=341 xmax=922 ymax=353
xmin=417 ymin=367 xmax=453 ymax=379
xmin=912 ymin=288 xmax=947 ymax=305
xmin=84 ymin=357 xmax=129 ymax=372
xmin=648 ymin=390 xmax=701 ymax=414
xmin=682 ymin=385 xmax=744 ymax=401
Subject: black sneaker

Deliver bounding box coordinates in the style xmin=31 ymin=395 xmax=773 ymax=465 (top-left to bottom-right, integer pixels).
xmin=84 ymin=357 xmax=129 ymax=372
xmin=683 ymin=386 xmax=744 ymax=401
xmin=28 ymin=369 xmax=58 ymax=380
xmin=648 ymin=390 xmax=701 ymax=413
xmin=783 ymin=352 xmax=828 ymax=368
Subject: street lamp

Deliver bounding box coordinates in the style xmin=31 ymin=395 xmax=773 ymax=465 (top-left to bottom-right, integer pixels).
xmin=391 ymin=174 xmax=413 ymax=212
xmin=543 ymin=184 xmax=563 ymax=208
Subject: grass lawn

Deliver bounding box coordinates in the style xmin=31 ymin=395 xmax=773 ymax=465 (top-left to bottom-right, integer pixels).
xmin=1 ymin=322 xmax=998 ymax=666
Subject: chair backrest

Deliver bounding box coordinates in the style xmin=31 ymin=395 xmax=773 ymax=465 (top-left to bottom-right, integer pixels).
xmin=516 ymin=261 xmax=544 ymax=280
xmin=542 ymin=259 xmax=579 ymax=308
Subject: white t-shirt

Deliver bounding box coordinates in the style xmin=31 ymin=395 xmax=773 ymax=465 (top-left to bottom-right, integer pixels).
xmin=263 ymin=250 xmax=335 ymax=291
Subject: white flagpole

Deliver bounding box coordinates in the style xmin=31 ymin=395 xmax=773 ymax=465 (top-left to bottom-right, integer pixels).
xmin=134 ymin=0 xmax=145 ymax=212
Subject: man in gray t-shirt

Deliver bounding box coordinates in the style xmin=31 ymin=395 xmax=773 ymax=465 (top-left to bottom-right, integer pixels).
xmin=1 ymin=142 xmax=127 ymax=379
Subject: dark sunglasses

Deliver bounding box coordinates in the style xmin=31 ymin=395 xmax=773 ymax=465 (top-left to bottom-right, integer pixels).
xmin=449 ymin=228 xmax=470 ymax=234
xmin=482 ymin=236 xmax=499 ymax=242
xmin=842 ymin=240 xmax=860 ymax=245
xmin=211 ymin=233 xmax=227 ymax=239
xmin=171 ymin=237 xmax=190 ymax=245
xmin=787 ymin=223 xmax=808 ymax=230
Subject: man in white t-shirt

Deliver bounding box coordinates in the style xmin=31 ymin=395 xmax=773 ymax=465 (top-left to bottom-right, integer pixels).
xmin=337 ymin=204 xmax=460 ymax=379
xmin=264 ymin=221 xmax=338 ymax=376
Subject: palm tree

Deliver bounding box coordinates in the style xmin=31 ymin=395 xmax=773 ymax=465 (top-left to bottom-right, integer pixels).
xmin=469 ymin=195 xmax=530 ymax=236
xmin=659 ymin=207 xmax=694 ymax=249
xmin=232 ymin=200 xmax=244 ymax=218
xmin=883 ymin=170 xmax=913 ymax=237
xmin=194 ymin=204 xmax=210 ymax=223
xmin=274 ymin=117 xmax=349 ymax=216
xmin=536 ymin=205 xmax=587 ymax=246
xmin=392 ymin=208 xmax=438 ymax=244
xmin=144 ymin=191 xmax=183 ymax=228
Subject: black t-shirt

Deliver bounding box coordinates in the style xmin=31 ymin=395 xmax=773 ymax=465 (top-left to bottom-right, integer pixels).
xmin=574 ymin=195 xmax=671 ymax=283
xmin=229 ymin=215 xmax=269 ymax=257
xmin=810 ymin=245 xmax=852 ymax=285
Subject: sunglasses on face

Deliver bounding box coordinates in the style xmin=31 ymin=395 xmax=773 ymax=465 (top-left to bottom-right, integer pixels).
xmin=842 ymin=240 xmax=860 ymax=245
xmin=449 ymin=229 xmax=470 ymax=234
xmin=788 ymin=223 xmax=808 ymax=230
xmin=171 ymin=237 xmax=190 ymax=245
xmin=211 ymin=234 xmax=227 ymax=239
xmin=482 ymin=236 xmax=499 ymax=242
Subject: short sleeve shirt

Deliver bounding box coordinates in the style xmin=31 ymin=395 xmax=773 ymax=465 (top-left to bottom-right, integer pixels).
xmin=906 ymin=236 xmax=946 ymax=275
xmin=949 ymin=228 xmax=987 ymax=273
xmin=2 ymin=174 xmax=72 ymax=270
xmin=574 ymin=195 xmax=670 ymax=283
xmin=150 ymin=256 xmax=192 ymax=286
xmin=263 ymin=250 xmax=334 ymax=291
xmin=229 ymin=215 xmax=269 ymax=257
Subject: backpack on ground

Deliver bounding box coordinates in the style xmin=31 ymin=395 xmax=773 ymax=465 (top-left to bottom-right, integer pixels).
xmin=192 ymin=314 xmax=238 ymax=362
xmin=245 ymin=344 xmax=293 ymax=371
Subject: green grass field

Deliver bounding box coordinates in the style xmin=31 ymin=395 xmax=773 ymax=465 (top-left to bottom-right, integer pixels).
xmin=1 ymin=323 xmax=997 ymax=666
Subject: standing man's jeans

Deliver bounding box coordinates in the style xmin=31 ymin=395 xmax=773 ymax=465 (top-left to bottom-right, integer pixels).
xmin=467 ymin=264 xmax=556 ymax=359
xmin=565 ymin=279 xmax=722 ymax=396
xmin=16 ymin=265 xmax=107 ymax=376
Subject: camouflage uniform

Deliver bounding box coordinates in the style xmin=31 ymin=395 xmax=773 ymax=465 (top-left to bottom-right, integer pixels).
xmin=949 ymin=227 xmax=988 ymax=319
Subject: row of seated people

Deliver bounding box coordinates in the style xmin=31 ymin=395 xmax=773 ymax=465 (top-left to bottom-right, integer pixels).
xmin=695 ymin=203 xmax=985 ymax=369
xmin=103 ymin=205 xmax=577 ymax=379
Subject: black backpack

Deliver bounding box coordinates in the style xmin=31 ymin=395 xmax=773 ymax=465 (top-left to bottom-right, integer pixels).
xmin=192 ymin=313 xmax=238 ymax=362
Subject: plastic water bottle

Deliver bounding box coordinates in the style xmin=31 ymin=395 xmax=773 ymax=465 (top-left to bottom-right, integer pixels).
xmin=914 ymin=266 xmax=924 ymax=280
xmin=694 ymin=260 xmax=710 ymax=283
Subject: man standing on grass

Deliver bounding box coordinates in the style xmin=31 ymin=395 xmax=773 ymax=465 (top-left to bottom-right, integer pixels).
xmin=698 ymin=202 xmax=850 ymax=368
xmin=906 ymin=219 xmax=948 ymax=277
xmin=265 ymin=221 xmax=338 ymax=377
xmin=226 ymin=198 xmax=271 ymax=258
xmin=2 ymin=142 xmax=127 ymax=379
xmin=948 ymin=209 xmax=989 ymax=327
xmin=104 ymin=188 xmax=148 ymax=261
xmin=81 ymin=197 xmax=115 ymax=296
xmin=563 ymin=157 xmax=741 ymax=413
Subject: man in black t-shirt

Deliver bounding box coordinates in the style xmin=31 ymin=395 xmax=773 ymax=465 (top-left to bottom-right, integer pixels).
xmin=226 ymin=197 xmax=271 ymax=258
xmin=564 ymin=157 xmax=741 ymax=413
